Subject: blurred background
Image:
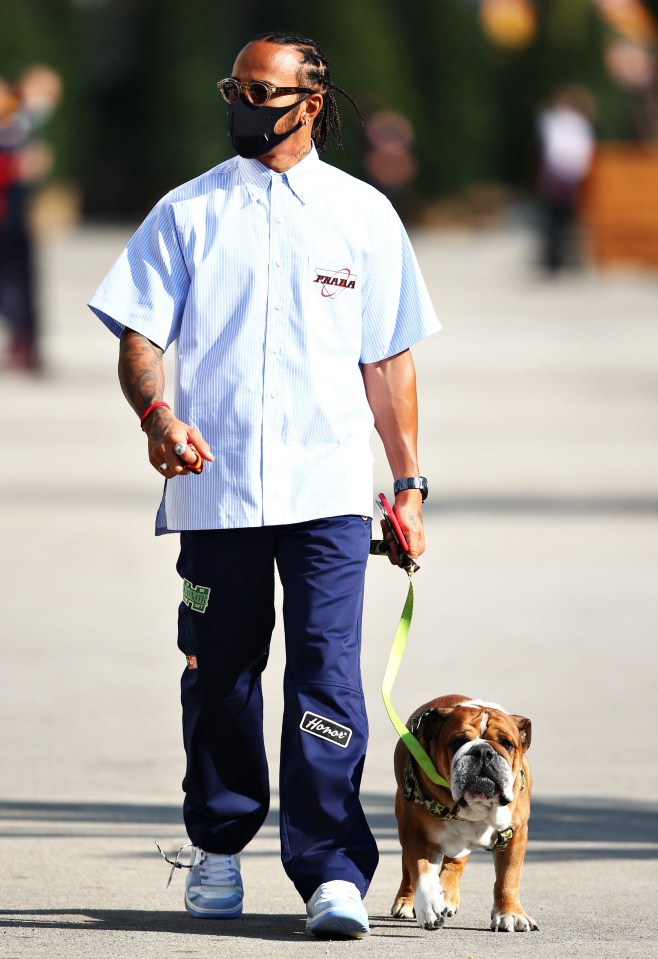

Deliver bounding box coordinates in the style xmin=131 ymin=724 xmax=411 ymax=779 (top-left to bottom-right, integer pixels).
xmin=2 ymin=0 xmax=658 ymax=226
xmin=2 ymin=0 xmax=658 ymax=373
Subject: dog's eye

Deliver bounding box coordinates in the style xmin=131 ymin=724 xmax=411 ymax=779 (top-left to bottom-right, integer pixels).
xmin=499 ymin=738 xmax=515 ymax=753
xmin=449 ymin=736 xmax=469 ymax=753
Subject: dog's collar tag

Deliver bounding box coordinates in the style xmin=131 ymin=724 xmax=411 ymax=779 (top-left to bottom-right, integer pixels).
xmin=491 ymin=826 xmax=514 ymax=852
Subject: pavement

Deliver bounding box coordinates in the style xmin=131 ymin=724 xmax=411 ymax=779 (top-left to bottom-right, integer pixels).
xmin=1 ymin=222 xmax=657 ymax=959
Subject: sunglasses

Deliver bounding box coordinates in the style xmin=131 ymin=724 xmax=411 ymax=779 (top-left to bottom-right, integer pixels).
xmin=217 ymin=78 xmax=314 ymax=107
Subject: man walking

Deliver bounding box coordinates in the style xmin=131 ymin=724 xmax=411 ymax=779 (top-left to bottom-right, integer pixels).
xmin=89 ymin=32 xmax=439 ymax=938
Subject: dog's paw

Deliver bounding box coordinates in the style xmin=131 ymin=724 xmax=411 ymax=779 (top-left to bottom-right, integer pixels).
xmin=491 ymin=909 xmax=539 ymax=932
xmin=414 ymin=875 xmax=446 ymax=930
xmin=391 ymin=896 xmax=415 ymax=920
xmin=441 ymin=899 xmax=459 ymax=918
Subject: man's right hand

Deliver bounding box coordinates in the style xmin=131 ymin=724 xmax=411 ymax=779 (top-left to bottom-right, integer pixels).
xmin=143 ymin=406 xmax=214 ymax=477
xmin=118 ymin=329 xmax=215 ymax=478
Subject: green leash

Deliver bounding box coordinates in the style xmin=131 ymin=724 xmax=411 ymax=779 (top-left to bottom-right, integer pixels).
xmin=379 ymin=562 xmax=452 ymax=791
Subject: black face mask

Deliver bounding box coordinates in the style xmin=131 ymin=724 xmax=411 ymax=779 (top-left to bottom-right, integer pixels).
xmin=227 ymin=94 xmax=305 ymax=159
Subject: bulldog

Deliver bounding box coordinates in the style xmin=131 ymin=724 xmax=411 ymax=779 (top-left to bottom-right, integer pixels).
xmin=392 ymin=694 xmax=538 ymax=933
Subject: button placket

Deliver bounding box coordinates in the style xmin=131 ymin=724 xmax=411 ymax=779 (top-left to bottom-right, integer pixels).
xmin=261 ymin=174 xmax=287 ymax=519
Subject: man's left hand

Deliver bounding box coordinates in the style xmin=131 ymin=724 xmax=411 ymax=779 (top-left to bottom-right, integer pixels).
xmin=382 ymin=489 xmax=425 ymax=567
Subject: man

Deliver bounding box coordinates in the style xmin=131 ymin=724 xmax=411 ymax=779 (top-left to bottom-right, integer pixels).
xmin=536 ymin=85 xmax=595 ymax=274
xmin=89 ymin=32 xmax=439 ymax=939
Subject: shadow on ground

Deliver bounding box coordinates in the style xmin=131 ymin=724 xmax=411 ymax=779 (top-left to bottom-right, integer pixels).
xmin=2 ymin=794 xmax=656 ymax=860
xmin=0 ymin=908 xmax=433 ymax=941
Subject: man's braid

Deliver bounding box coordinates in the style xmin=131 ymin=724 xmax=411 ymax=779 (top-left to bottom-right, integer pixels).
xmin=253 ymin=32 xmax=363 ymax=152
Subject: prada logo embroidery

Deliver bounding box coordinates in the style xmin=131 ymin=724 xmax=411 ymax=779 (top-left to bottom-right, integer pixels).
xmin=313 ymin=267 xmax=357 ymax=298
xmin=300 ymin=711 xmax=353 ymax=748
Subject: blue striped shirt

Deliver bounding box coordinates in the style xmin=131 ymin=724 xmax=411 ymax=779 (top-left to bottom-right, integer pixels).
xmin=88 ymin=147 xmax=440 ymax=533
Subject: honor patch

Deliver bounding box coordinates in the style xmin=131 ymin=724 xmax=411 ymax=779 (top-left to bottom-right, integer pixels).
xmin=182 ymin=579 xmax=211 ymax=614
xmin=300 ymin=711 xmax=352 ymax=748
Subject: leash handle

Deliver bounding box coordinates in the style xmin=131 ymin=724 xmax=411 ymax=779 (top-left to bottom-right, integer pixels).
xmin=381 ymin=574 xmax=452 ymax=790
xmin=375 ymin=494 xmax=420 ymax=574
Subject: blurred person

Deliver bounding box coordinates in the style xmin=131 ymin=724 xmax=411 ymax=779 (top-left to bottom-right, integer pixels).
xmin=88 ymin=32 xmax=438 ymax=938
xmin=536 ymin=85 xmax=596 ymax=274
xmin=363 ymin=110 xmax=418 ymax=219
xmin=0 ymin=65 xmax=61 ymax=372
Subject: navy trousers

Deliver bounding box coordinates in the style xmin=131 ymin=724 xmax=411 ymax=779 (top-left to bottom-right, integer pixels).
xmin=176 ymin=516 xmax=379 ymax=902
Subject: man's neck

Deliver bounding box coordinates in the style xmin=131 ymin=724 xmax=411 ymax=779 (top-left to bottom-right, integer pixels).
xmin=257 ymin=139 xmax=314 ymax=174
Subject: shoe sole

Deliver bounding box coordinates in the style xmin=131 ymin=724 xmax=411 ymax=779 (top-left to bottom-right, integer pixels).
xmin=184 ymin=893 xmax=243 ymax=919
xmin=307 ymin=910 xmax=369 ymax=939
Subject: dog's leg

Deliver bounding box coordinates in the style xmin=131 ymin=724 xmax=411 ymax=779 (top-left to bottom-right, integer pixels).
xmin=438 ymin=855 xmax=467 ymax=917
xmin=490 ymin=822 xmax=539 ymax=932
xmin=413 ymin=856 xmax=446 ymax=930
xmin=391 ymin=854 xmax=415 ymax=920
xmin=392 ymin=828 xmax=445 ymax=928
xmin=391 ymin=791 xmax=415 ymax=919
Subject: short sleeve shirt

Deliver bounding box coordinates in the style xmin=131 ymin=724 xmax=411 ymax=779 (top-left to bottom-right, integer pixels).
xmin=89 ymin=148 xmax=440 ymax=532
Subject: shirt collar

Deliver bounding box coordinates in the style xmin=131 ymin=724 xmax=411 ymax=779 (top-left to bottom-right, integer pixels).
xmin=238 ymin=144 xmax=320 ymax=206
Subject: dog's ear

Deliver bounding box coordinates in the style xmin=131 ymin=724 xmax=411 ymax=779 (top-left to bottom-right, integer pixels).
xmin=510 ymin=715 xmax=532 ymax=752
xmin=418 ymin=707 xmax=456 ymax=748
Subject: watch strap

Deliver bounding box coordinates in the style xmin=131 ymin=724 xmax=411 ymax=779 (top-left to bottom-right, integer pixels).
xmin=393 ymin=476 xmax=428 ymax=502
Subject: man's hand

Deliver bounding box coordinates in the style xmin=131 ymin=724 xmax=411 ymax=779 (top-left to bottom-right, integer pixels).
xmin=382 ymin=489 xmax=425 ymax=567
xmin=142 ymin=407 xmax=214 ymax=477
xmin=118 ymin=328 xmax=214 ymax=477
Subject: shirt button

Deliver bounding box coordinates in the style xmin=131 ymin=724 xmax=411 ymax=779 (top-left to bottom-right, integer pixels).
xmin=270 ymin=391 xmax=276 ymax=398
xmin=275 ymin=304 xmax=281 ymax=310
xmin=276 ymin=260 xmax=282 ymax=267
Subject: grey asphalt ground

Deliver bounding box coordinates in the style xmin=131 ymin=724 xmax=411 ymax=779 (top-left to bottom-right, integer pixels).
xmin=1 ymin=222 xmax=657 ymax=959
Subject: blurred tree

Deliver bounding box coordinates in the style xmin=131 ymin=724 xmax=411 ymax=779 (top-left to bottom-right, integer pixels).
xmin=389 ymin=0 xmax=504 ymax=197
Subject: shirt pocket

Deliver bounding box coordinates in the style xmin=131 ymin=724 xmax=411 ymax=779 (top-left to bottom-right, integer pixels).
xmin=306 ymin=256 xmax=360 ymax=330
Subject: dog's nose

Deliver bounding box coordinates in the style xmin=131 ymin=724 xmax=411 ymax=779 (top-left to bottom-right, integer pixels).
xmin=469 ymin=742 xmax=496 ymax=762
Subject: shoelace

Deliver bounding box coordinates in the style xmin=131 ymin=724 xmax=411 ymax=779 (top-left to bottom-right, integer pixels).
xmin=155 ymin=841 xmax=194 ymax=888
xmin=155 ymin=841 xmax=240 ymax=889
xmin=198 ymin=851 xmax=239 ymax=885
xmin=312 ymin=881 xmax=361 ymax=905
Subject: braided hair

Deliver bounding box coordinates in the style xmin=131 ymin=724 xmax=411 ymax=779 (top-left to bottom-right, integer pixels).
xmin=252 ymin=32 xmax=363 ymax=153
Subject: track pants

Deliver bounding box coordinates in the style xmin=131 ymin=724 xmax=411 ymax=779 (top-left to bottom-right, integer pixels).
xmin=176 ymin=516 xmax=379 ymax=902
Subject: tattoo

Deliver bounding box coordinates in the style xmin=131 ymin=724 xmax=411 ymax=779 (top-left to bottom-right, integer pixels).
xmin=294 ymin=144 xmax=311 ymax=161
xmin=118 ymin=330 xmax=165 ymax=417
xmin=406 ymin=510 xmax=418 ymax=530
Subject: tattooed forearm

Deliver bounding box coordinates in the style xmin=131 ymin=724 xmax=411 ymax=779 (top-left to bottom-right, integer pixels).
xmin=118 ymin=329 xmax=166 ymax=417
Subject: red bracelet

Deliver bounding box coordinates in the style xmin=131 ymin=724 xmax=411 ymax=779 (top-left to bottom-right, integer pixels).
xmin=140 ymin=401 xmax=171 ymax=430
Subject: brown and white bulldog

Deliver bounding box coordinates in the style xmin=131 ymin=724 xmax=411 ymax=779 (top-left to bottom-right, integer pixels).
xmin=392 ymin=694 xmax=538 ymax=933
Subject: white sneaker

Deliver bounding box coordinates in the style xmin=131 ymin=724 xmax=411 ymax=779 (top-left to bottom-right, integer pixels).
xmin=306 ymin=880 xmax=369 ymax=938
xmin=184 ymin=847 xmax=243 ymax=919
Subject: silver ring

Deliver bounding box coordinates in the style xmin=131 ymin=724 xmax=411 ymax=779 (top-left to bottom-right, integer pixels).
xmin=160 ymin=462 xmax=168 ymax=472
xmin=173 ymin=443 xmax=188 ymax=457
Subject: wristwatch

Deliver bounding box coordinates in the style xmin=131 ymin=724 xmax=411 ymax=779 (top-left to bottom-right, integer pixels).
xmin=393 ymin=476 xmax=428 ymax=502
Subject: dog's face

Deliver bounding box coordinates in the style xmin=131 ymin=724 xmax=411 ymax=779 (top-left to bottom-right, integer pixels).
xmin=420 ymin=699 xmax=531 ymax=809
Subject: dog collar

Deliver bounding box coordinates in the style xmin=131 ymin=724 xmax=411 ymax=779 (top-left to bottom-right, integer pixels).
xmin=490 ymin=826 xmax=514 ymax=852
xmin=402 ymin=761 xmax=461 ymax=822
xmin=402 ymin=762 xmax=527 ymax=846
